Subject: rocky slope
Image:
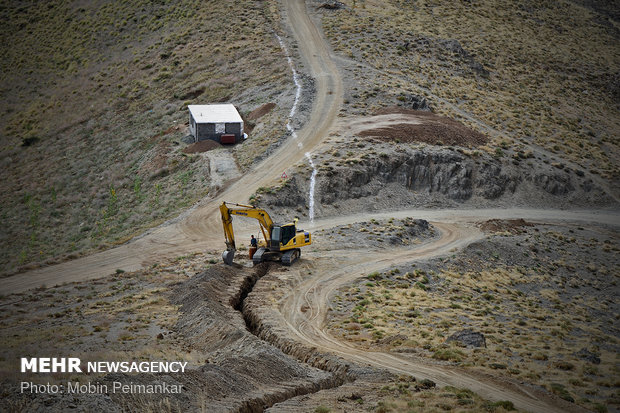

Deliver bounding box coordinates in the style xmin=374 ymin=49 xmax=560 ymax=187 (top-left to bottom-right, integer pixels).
xmin=257 ymin=140 xmax=616 ymax=220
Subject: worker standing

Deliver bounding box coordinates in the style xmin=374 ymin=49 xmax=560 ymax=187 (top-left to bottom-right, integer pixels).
xmin=249 ymin=235 xmax=258 ymax=259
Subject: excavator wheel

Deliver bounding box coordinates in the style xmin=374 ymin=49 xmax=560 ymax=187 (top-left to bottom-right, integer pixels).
xmin=222 ymin=249 xmax=235 ymax=265
xmin=281 ymin=249 xmax=300 ymax=266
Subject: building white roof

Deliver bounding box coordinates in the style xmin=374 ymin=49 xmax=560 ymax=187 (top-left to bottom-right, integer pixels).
xmin=188 ymin=104 xmax=243 ymax=124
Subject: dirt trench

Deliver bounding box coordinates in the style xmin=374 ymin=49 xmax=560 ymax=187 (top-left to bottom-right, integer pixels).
xmin=235 ymin=264 xmax=401 ymax=412
xmin=240 ymin=274 xmax=352 ymax=383
xmin=165 ymin=263 xmax=352 ymax=413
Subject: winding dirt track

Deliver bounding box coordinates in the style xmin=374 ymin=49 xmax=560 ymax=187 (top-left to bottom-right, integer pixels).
xmin=3 ymin=2 xmax=618 ymax=412
xmin=279 ymin=222 xmax=574 ymax=413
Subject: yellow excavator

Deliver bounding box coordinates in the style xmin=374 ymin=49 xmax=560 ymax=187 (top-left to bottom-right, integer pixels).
xmin=220 ymin=201 xmax=312 ymax=266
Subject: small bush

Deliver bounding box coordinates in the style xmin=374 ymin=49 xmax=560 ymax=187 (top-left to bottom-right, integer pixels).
xmin=433 ymin=348 xmax=465 ymax=362
xmin=21 ymin=136 xmax=40 ymax=147
xmin=553 ymin=360 xmax=575 ymax=371
xmin=550 ymin=383 xmax=574 ymax=402
xmin=367 ymin=271 xmax=382 ymax=280
xmin=492 ymin=400 xmax=515 ymax=410
xmin=414 ymin=282 xmax=427 ymax=291
xmin=593 ymin=403 xmax=608 ymax=413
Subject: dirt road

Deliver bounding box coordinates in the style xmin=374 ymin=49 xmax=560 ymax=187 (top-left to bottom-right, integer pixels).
xmin=277 ymin=222 xmax=582 ymax=413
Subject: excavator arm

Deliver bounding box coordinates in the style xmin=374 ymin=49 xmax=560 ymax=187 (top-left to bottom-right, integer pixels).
xmin=220 ymin=202 xmax=236 ymax=252
xmin=220 ymin=202 xmax=274 ymax=265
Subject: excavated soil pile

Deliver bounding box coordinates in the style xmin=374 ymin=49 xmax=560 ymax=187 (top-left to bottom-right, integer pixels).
xmin=478 ymin=218 xmax=534 ymax=234
xmin=157 ymin=264 xmax=338 ymax=412
xmin=360 ymin=107 xmax=487 ymax=147
xmin=247 ymin=103 xmax=276 ymax=121
xmin=0 ymin=265 xmax=341 ymax=412
xmin=313 ymin=218 xmax=434 ymax=250
xmin=183 ymin=139 xmax=221 ymax=154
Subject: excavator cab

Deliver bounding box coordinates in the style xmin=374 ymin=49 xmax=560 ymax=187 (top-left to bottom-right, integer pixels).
xmin=270 ymin=224 xmax=297 ymax=250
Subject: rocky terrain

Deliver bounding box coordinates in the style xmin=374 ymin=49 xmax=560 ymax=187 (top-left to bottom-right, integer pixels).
xmin=255 ymin=131 xmax=615 ymax=220
xmin=0 ymin=260 xmax=336 ymax=412
xmin=327 ymin=220 xmax=619 ymax=411
xmin=0 ymin=0 xmax=296 ymax=276
xmin=4 ymin=220 xmax=558 ymax=413
xmin=0 ymin=251 xmax=527 ymax=413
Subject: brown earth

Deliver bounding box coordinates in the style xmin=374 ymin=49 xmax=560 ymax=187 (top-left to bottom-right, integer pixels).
xmin=359 ymin=106 xmax=488 ymax=147
xmin=182 ymin=139 xmax=222 ymax=154
xmin=478 ymin=218 xmax=535 ymax=234
xmin=245 ymin=221 xmax=585 ymax=413
xmin=0 ymin=260 xmax=341 ymax=412
xmin=247 ymin=103 xmax=277 ymax=121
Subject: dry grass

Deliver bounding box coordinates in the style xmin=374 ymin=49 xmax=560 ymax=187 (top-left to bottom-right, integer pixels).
xmin=274 ymin=375 xmax=522 ymax=413
xmin=375 ymin=384 xmax=520 ymax=413
xmin=0 ymin=250 xmax=222 ymax=384
xmin=319 ymin=0 xmax=619 ymax=179
xmin=0 ymin=0 xmax=290 ymax=275
xmin=328 ymin=224 xmax=619 ymax=411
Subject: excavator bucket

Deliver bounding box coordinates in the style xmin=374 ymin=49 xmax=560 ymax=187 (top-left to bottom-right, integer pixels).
xmin=222 ymin=249 xmax=235 ymax=265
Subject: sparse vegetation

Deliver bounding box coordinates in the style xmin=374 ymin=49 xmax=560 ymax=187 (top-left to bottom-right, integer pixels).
xmin=1 ymin=1 xmax=618 ymax=412
xmin=367 ymin=383 xmax=521 ymax=413
xmin=0 ymin=0 xmax=290 ymax=275
xmin=328 ymin=222 xmax=619 ymax=410
xmin=0 ymin=250 xmax=219 ymax=386
xmin=319 ymin=0 xmax=619 ymax=179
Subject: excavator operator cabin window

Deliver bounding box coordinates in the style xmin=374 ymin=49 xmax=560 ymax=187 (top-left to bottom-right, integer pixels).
xmin=281 ymin=225 xmax=296 ymax=245
xmin=271 ymin=227 xmax=281 ymax=242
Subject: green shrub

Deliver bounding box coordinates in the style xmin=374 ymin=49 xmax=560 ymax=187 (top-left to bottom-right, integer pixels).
xmin=550 ymin=383 xmax=574 ymax=402
xmin=492 ymin=400 xmax=515 ymax=410
xmin=593 ymin=403 xmax=607 ymax=413
xmin=433 ymin=348 xmax=464 ymax=362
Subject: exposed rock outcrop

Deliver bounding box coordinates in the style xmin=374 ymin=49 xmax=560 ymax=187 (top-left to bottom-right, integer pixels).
xmin=447 ymin=329 xmax=487 ymax=348
xmin=257 ymin=146 xmax=615 ymax=219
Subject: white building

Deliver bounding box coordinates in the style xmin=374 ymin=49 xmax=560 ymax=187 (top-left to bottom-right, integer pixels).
xmin=188 ymin=104 xmax=244 ymax=144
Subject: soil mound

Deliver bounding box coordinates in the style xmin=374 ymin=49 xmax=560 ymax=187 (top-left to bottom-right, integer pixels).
xmin=247 ymin=102 xmax=276 ymax=121
xmin=183 ymin=139 xmax=221 ymax=154
xmin=479 ymin=219 xmax=534 ymax=234
xmin=360 ymin=107 xmax=487 ymax=147
xmin=165 ymin=264 xmax=337 ymax=411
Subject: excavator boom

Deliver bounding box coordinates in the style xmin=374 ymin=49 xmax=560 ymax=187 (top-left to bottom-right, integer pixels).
xmin=220 ymin=202 xmax=275 ymax=265
xmin=220 ymin=202 xmax=236 ymax=265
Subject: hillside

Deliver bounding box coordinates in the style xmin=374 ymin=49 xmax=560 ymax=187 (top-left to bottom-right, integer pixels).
xmin=0 ymin=0 xmax=291 ymax=275
xmin=253 ymin=0 xmax=620 ymax=219
xmin=320 ymin=0 xmax=619 ymax=178
xmin=0 ymin=1 xmax=619 ymax=413
xmin=2 ymin=0 xmax=617 ymax=275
